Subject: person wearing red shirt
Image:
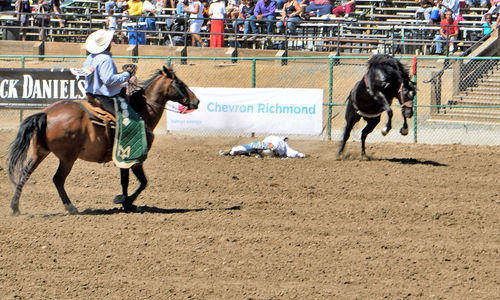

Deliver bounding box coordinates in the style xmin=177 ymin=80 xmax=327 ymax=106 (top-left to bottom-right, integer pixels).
xmin=433 ymin=10 xmax=459 ymax=54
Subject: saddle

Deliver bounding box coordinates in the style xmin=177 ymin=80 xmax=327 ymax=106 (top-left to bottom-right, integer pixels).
xmin=76 ymin=94 xmax=117 ymax=163
xmin=80 ymin=94 xmax=117 ymax=125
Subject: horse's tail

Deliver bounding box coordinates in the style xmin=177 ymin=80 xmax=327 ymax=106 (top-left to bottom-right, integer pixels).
xmin=8 ymin=113 xmax=47 ymax=186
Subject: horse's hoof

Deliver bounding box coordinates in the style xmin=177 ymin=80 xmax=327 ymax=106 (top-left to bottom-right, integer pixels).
xmin=336 ymin=152 xmax=344 ymax=160
xmin=11 ymin=209 xmax=20 ymax=216
xmin=122 ymin=202 xmax=137 ymax=212
xmin=361 ymin=154 xmax=372 ymax=161
xmin=400 ymin=127 xmax=409 ymax=136
xmin=381 ymin=128 xmax=389 ymax=136
xmin=113 ymin=195 xmax=126 ymax=204
xmin=65 ymin=203 xmax=79 ymax=215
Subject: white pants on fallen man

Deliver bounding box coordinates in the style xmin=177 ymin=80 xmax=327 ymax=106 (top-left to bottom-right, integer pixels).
xmin=220 ymin=136 xmax=305 ymax=158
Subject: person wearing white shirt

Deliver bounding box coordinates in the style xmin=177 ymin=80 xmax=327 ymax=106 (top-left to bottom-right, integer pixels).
xmin=184 ymin=0 xmax=205 ymax=47
xmin=221 ymin=136 xmax=306 ymax=158
xmin=209 ymin=0 xmax=227 ymax=47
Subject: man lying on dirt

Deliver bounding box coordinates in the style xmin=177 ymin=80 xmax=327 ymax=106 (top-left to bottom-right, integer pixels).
xmin=220 ymin=136 xmax=305 ymax=158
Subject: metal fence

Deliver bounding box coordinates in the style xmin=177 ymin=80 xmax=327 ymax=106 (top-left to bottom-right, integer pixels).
xmin=0 ymin=55 xmax=499 ymax=145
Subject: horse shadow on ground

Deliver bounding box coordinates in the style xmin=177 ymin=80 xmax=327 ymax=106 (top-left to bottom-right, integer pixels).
xmin=337 ymin=154 xmax=447 ymax=167
xmin=38 ymin=205 xmax=241 ymax=218
xmin=77 ymin=205 xmax=241 ymax=216
xmin=379 ymin=157 xmax=447 ymax=167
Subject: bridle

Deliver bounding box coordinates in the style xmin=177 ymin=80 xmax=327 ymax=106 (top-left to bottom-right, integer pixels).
xmin=352 ymin=78 xmax=414 ymax=118
xmin=398 ymin=81 xmax=414 ymax=110
xmin=171 ymin=81 xmax=186 ymax=99
xmin=142 ymin=72 xmax=195 ymax=114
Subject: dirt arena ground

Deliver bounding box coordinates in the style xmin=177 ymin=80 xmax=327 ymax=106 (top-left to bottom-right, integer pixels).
xmin=0 ymin=129 xmax=498 ymax=299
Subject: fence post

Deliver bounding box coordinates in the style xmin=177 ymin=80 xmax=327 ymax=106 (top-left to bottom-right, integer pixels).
xmin=20 ymin=55 xmax=25 ymax=123
xmin=412 ymin=55 xmax=418 ymax=144
xmin=181 ymin=17 xmax=188 ymax=65
xmin=251 ymin=59 xmax=256 ymax=88
xmin=251 ymin=58 xmax=257 ymax=137
xmin=328 ymin=56 xmax=333 ymax=141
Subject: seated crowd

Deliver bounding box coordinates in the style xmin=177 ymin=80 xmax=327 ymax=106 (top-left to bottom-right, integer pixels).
xmin=1 ymin=0 xmax=496 ymax=53
xmin=414 ymin=0 xmax=497 ymax=54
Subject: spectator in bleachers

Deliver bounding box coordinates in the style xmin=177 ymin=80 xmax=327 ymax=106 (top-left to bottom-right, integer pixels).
xmin=278 ymin=0 xmax=307 ymax=10
xmin=36 ymin=0 xmax=51 ymax=41
xmin=490 ymin=10 xmax=500 ymax=30
xmin=121 ymin=2 xmax=130 ymax=22
xmin=433 ymin=9 xmax=459 ymax=54
xmin=246 ymin=0 xmax=276 ymax=35
xmin=482 ymin=12 xmax=493 ymax=35
xmin=439 ymin=0 xmax=460 ymax=19
xmin=487 ymin=0 xmax=500 ymax=15
xmin=202 ymin=0 xmax=211 ymax=26
xmin=415 ymin=0 xmax=435 ymax=22
xmin=176 ymin=0 xmax=187 ymax=16
xmin=234 ymin=0 xmax=254 ymax=32
xmin=209 ymin=0 xmax=226 ymax=47
xmin=167 ymin=0 xmax=175 ymax=10
xmin=184 ymin=0 xmax=205 ymax=47
xmin=15 ymin=0 xmax=31 ymax=41
xmin=51 ymin=0 xmax=65 ymax=27
xmin=106 ymin=9 xmax=118 ymax=30
xmin=227 ymin=0 xmax=242 ymax=20
xmin=173 ymin=0 xmax=188 ymax=34
xmin=166 ymin=0 xmax=187 ymax=45
xmin=465 ymin=0 xmax=486 ymax=7
xmin=142 ymin=0 xmax=158 ymax=31
xmin=303 ymin=0 xmax=334 ymax=18
xmin=276 ymin=0 xmax=302 ymax=35
xmin=106 ymin=0 xmax=125 ymax=14
xmin=153 ymin=0 xmax=168 ymax=14
xmin=332 ymin=0 xmax=355 ymax=18
xmin=128 ymin=0 xmax=144 ymax=16
xmin=119 ymin=3 xmax=130 ymax=43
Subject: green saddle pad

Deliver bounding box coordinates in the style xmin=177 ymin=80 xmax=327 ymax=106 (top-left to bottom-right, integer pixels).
xmin=112 ymin=96 xmax=147 ymax=168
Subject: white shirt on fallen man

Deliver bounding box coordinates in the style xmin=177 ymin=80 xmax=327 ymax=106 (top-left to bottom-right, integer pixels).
xmin=221 ymin=136 xmax=305 ymax=158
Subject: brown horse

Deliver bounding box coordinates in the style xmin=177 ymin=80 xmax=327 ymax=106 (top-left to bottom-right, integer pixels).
xmin=8 ymin=66 xmax=200 ymax=215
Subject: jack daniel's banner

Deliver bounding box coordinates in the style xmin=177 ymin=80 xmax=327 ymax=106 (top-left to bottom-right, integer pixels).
xmin=0 ymin=68 xmax=86 ymax=104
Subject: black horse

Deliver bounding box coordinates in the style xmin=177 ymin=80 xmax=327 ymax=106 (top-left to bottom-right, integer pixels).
xmin=338 ymin=55 xmax=416 ymax=158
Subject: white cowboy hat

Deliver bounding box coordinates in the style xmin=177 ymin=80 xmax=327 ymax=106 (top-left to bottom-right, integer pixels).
xmin=85 ymin=29 xmax=115 ymax=54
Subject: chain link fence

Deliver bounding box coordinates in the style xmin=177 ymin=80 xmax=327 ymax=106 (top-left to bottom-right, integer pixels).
xmin=1 ymin=55 xmax=499 ymax=145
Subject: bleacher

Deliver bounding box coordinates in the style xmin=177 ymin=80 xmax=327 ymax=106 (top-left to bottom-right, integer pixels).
xmin=0 ymin=0 xmax=493 ymax=55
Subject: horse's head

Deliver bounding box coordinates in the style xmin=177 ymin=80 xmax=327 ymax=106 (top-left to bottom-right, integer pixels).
xmin=159 ymin=66 xmax=200 ymax=110
xmin=398 ymin=79 xmax=415 ymax=119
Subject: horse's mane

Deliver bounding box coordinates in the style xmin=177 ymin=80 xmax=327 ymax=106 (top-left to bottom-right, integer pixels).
xmin=141 ymin=67 xmax=177 ymax=89
xmin=367 ymin=55 xmax=411 ymax=82
xmin=141 ymin=69 xmax=163 ymax=90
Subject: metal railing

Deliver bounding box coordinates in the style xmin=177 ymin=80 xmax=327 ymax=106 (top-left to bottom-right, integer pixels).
xmin=0 ymin=11 xmax=490 ymax=55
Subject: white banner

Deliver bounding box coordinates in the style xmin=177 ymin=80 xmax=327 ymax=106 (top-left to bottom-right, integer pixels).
xmin=167 ymin=88 xmax=323 ymax=135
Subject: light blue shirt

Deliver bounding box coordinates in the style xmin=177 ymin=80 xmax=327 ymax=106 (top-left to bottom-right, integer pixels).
xmin=482 ymin=22 xmax=492 ymax=35
xmin=176 ymin=2 xmax=185 ymax=16
xmin=83 ymin=51 xmax=130 ymax=96
xmin=441 ymin=0 xmax=460 ymax=14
